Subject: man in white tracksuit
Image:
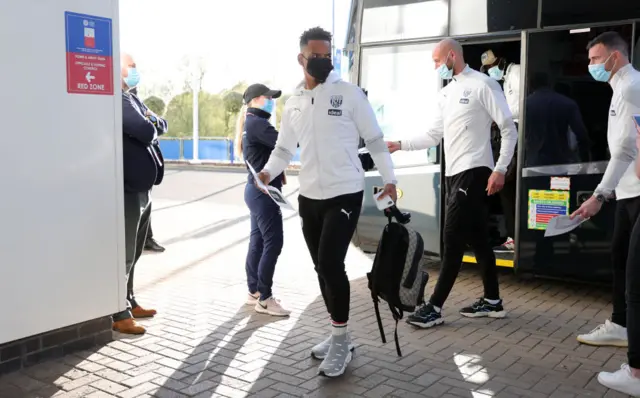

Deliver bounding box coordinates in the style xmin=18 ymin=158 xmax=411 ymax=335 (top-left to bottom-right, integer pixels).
xmin=570 ymin=31 xmax=640 ymax=396
xmin=388 ymin=38 xmax=517 ymax=328
xmin=256 ymin=26 xmax=397 ymax=378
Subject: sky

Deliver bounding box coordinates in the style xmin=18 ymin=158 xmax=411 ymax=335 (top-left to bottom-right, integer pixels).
xmin=119 ymin=0 xmax=352 ymax=98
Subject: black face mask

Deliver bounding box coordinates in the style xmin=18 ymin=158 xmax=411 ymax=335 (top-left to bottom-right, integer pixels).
xmin=306 ymin=57 xmax=333 ymax=83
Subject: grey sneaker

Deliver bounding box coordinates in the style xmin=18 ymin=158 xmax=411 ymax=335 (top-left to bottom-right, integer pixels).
xmin=318 ymin=333 xmax=353 ymax=378
xmin=311 ymin=334 xmax=355 ymax=359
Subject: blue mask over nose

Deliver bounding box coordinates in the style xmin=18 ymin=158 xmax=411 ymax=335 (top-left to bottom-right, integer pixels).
xmin=588 ymin=54 xmax=614 ymax=82
xmin=124 ymin=67 xmax=140 ymax=88
xmin=260 ymin=98 xmax=275 ymax=114
xmin=488 ymin=66 xmax=504 ymax=80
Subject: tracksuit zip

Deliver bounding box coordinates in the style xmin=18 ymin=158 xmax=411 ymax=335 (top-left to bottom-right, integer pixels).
xmin=310 ymin=92 xmax=325 ymax=198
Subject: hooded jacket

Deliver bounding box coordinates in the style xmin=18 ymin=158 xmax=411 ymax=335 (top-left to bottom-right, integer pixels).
xmin=263 ymin=71 xmax=396 ymax=200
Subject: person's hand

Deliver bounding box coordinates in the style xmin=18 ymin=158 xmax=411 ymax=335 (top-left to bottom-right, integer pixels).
xmin=386 ymin=141 xmax=401 ymax=154
xmin=486 ymin=171 xmax=505 ymax=195
xmin=378 ymin=184 xmax=397 ymax=203
xmin=255 ymin=171 xmax=271 ymax=193
xmin=282 ymin=173 xmax=287 ymax=186
xmin=570 ymin=196 xmax=602 ymax=220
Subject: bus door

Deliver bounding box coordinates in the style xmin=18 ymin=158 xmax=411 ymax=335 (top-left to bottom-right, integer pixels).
xmin=516 ymin=23 xmax=636 ymax=282
xmin=354 ymin=43 xmax=444 ymax=256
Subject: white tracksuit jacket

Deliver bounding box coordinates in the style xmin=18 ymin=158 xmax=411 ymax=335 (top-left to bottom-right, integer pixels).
xmin=263 ymin=71 xmax=397 ymax=200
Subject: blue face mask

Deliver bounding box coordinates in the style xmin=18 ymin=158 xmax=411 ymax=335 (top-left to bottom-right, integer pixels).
xmin=437 ymin=53 xmax=454 ymax=80
xmin=260 ymin=98 xmax=275 ymax=114
xmin=124 ymin=67 xmax=140 ymax=88
xmin=488 ymin=66 xmax=504 ymax=80
xmin=588 ymin=54 xmax=614 ymax=82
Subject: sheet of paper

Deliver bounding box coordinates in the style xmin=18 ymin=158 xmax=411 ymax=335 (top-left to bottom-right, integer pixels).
xmin=544 ymin=215 xmax=587 ymax=237
xmin=245 ymin=161 xmax=295 ymax=211
xmin=266 ymin=186 xmax=295 ymax=211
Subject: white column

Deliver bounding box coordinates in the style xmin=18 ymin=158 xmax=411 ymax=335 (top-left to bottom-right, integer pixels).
xmin=190 ymin=77 xmax=200 ymax=164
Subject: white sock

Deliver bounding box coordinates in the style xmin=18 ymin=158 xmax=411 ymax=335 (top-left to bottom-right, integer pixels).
xmin=331 ymin=321 xmax=348 ymax=336
xmin=485 ymin=298 xmax=500 ymax=305
xmin=431 ymin=304 xmax=441 ymax=313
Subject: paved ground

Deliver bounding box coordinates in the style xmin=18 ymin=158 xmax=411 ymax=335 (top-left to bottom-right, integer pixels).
xmin=0 ymin=170 xmax=632 ymax=397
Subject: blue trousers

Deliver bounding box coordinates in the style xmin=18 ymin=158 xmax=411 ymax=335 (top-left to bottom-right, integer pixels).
xmin=244 ymin=183 xmax=283 ymax=300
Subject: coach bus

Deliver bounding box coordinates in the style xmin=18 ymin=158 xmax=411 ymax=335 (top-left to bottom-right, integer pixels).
xmin=347 ymin=0 xmax=640 ymax=283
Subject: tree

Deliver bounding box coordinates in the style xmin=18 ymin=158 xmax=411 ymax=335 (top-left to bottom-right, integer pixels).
xmin=222 ymin=91 xmax=244 ymax=137
xmin=143 ymin=96 xmax=166 ymax=116
xmin=164 ymin=91 xmax=227 ymax=137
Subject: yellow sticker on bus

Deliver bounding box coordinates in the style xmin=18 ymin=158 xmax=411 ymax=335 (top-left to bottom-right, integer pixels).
xmin=463 ymin=255 xmax=514 ymax=268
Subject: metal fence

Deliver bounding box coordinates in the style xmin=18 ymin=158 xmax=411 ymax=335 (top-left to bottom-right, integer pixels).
xmin=158 ymin=137 xmax=301 ymax=164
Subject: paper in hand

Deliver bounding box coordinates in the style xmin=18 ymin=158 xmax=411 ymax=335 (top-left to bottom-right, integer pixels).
xmin=245 ymin=161 xmax=295 ymax=211
xmin=544 ymin=215 xmax=587 ymax=237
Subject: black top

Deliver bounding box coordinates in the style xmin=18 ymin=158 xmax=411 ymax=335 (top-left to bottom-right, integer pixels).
xmin=242 ymin=108 xmax=283 ymax=189
xmin=122 ymin=92 xmax=168 ymax=192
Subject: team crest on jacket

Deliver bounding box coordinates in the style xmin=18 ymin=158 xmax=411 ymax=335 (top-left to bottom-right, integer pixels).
xmin=330 ymin=95 xmax=343 ymax=108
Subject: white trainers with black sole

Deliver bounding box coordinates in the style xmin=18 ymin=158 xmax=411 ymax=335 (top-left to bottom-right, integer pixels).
xmin=254 ymin=297 xmax=291 ymax=317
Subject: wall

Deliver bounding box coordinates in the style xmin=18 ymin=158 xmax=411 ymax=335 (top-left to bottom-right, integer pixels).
xmin=0 ymin=0 xmax=124 ymax=344
xmin=158 ymin=138 xmax=302 ymax=163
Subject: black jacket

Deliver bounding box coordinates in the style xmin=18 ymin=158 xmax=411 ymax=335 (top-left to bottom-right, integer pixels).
xmin=242 ymin=108 xmax=284 ymax=189
xmin=122 ymin=92 xmax=168 ymax=192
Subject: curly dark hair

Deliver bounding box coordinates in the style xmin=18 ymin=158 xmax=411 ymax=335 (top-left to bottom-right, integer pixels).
xmin=299 ymin=26 xmax=332 ymax=49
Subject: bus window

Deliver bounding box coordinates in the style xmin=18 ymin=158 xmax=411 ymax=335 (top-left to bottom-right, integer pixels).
xmin=523 ymin=25 xmax=634 ymax=168
xmin=449 ymin=0 xmax=537 ymax=36
xmin=540 ymin=0 xmax=640 ymax=27
xmin=360 ymin=43 xmax=442 ymax=167
xmin=361 ymin=0 xmax=448 ymax=43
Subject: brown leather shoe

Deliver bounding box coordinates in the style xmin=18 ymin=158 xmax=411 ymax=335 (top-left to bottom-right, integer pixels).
xmin=131 ymin=305 xmax=157 ymax=318
xmin=112 ymin=318 xmax=146 ymax=335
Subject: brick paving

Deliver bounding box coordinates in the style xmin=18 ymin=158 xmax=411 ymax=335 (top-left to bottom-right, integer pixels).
xmin=0 ymin=170 xmax=632 ymax=398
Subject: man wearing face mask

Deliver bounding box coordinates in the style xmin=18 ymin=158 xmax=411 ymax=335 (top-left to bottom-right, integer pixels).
xmin=111 ymin=53 xmax=167 ymax=335
xmin=569 ymin=32 xmax=640 ymax=396
xmin=256 ymin=26 xmax=397 ymax=378
xmin=128 ymin=86 xmax=166 ymax=254
xmin=387 ymin=38 xmax=517 ymax=328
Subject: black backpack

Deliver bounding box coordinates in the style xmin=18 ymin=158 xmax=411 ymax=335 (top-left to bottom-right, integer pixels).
xmin=367 ymin=206 xmax=429 ymax=357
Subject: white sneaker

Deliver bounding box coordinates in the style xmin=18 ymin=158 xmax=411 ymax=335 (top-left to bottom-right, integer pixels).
xmin=246 ymin=292 xmax=260 ymax=305
xmin=255 ymin=297 xmax=291 ymax=317
xmin=598 ymin=364 xmax=640 ymax=397
xmin=577 ymin=320 xmax=628 ymax=347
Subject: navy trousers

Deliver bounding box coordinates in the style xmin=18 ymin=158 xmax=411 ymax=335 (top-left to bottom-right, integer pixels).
xmin=244 ymin=183 xmax=284 ymax=300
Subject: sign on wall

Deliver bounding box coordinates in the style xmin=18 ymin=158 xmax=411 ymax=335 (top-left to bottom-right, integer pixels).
xmin=65 ymin=11 xmax=114 ymax=95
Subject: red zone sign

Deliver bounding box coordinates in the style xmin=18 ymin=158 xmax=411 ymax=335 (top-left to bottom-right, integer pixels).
xmin=65 ymin=11 xmax=114 ymax=95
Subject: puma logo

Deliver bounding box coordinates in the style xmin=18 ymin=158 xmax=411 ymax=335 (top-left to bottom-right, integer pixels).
xmin=341 ymin=209 xmax=352 ymax=219
xmin=458 ymin=188 xmax=468 ymax=196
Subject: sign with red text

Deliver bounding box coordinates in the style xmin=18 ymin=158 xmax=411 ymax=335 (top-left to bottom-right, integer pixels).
xmin=65 ymin=11 xmax=114 ymax=95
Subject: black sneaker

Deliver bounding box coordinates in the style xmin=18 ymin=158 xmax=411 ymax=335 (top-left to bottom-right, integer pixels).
xmin=460 ymin=298 xmax=507 ymax=318
xmin=144 ymin=238 xmax=165 ymax=253
xmin=406 ymin=303 xmax=444 ymax=329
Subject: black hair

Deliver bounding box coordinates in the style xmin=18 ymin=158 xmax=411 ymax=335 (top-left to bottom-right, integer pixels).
xmin=299 ymin=27 xmax=332 ymax=49
xmin=587 ymin=31 xmax=629 ymax=57
xmin=530 ymin=72 xmax=549 ymax=91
